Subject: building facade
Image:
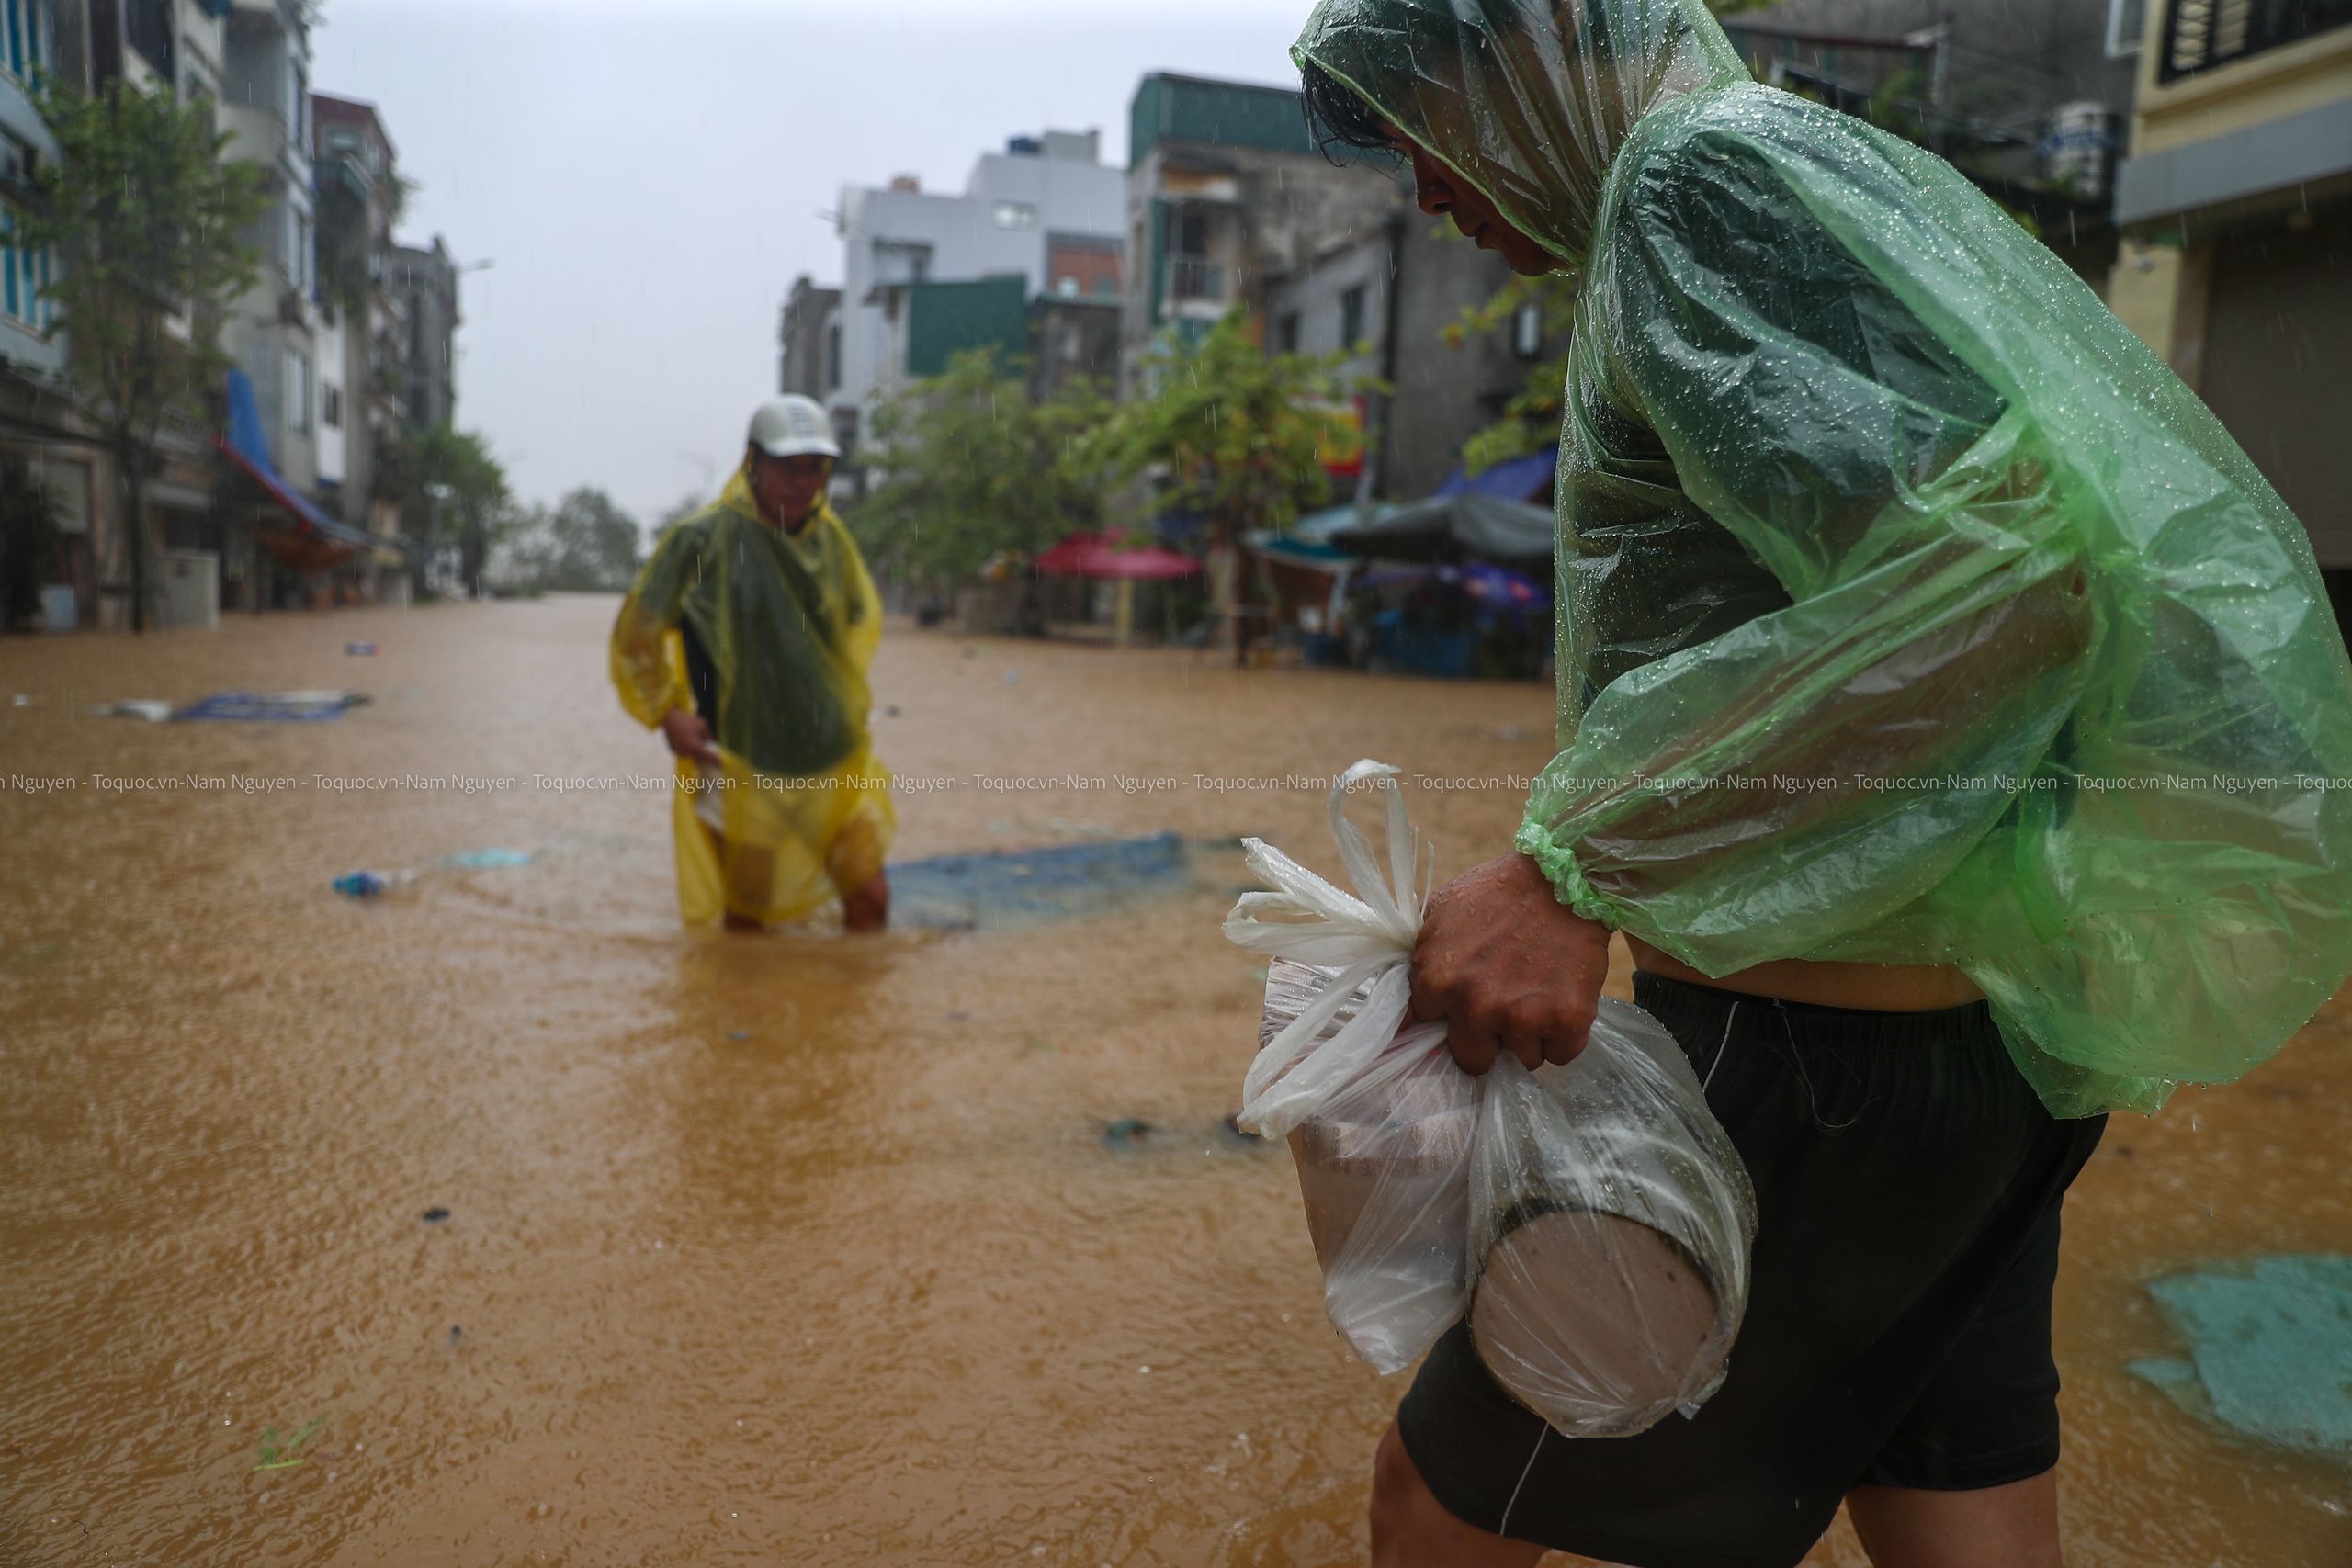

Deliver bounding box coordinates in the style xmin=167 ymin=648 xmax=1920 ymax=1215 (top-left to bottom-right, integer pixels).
xmin=828 ymin=129 xmax=1124 ymax=459
xmin=390 ymin=236 xmax=458 ymax=432
xmin=1121 ymin=73 xmax=1401 ymax=398
xmin=2109 ymin=0 xmax=2352 ymax=586
xmin=312 ymin=93 xmax=417 ymax=605
xmin=777 ymin=276 xmax=842 ymax=401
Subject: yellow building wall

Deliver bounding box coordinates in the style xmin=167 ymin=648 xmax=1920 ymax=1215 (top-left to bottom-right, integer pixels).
xmin=2132 ymin=19 xmax=2352 ymax=156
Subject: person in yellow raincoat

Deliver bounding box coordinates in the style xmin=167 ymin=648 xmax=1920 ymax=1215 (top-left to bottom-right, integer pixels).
xmin=610 ymin=395 xmax=895 ymax=931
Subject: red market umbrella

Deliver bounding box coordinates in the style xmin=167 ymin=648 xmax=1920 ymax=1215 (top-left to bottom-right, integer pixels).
xmin=1035 ymin=532 xmax=1203 ymax=580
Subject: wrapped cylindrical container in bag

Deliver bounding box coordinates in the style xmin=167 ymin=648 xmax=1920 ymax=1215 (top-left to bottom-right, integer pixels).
xmin=1231 ymin=761 xmax=1757 ymax=1436
xmin=1470 ymin=1002 xmax=1756 ymax=1436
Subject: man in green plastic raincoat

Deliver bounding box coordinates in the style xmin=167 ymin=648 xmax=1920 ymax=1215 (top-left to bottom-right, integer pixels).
xmin=1294 ymin=0 xmax=2352 ymax=1563
xmin=611 ymin=395 xmax=895 ymax=931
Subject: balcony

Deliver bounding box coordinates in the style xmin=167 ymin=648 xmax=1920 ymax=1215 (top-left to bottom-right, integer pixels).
xmin=1161 ymin=255 xmax=1228 ymax=321
xmin=2159 ymin=0 xmax=2352 ymax=81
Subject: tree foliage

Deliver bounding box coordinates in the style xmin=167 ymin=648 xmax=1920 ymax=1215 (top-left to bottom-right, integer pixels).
xmin=1096 ymin=308 xmax=1372 ymax=540
xmin=851 ymin=347 xmax=1112 ymax=586
xmin=487 ymin=487 xmax=643 ymax=594
xmin=375 ymin=422 xmax=509 ymax=597
xmin=24 ymin=80 xmax=266 ymax=629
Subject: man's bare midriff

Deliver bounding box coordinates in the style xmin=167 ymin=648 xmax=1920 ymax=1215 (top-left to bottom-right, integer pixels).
xmin=1626 ymin=936 xmax=1984 ymax=1012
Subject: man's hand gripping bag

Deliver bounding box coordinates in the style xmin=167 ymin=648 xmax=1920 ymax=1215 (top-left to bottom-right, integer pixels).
xmin=1229 ymin=762 xmax=1758 ymax=1437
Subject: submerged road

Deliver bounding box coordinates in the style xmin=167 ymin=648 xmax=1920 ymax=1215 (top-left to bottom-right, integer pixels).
xmin=1 ymin=596 xmax=2346 ymax=1566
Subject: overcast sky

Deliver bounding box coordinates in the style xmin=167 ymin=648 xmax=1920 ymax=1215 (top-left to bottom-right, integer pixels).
xmin=311 ymin=0 xmax=1315 ymax=525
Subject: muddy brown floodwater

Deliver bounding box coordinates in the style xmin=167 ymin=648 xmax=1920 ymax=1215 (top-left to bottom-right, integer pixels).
xmin=3 ymin=597 xmax=2348 ymax=1567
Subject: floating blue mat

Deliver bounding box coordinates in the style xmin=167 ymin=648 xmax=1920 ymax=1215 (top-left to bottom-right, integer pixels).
xmin=442 ymin=850 xmax=534 ymax=869
xmin=2130 ymin=1255 xmax=2352 ymax=1456
xmin=175 ymin=690 xmax=365 ymax=723
xmin=888 ymin=832 xmax=1189 ymax=930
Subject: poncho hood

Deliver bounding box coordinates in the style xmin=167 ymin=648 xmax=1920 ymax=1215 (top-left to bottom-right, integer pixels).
xmin=1294 ymin=0 xmax=1747 ymax=270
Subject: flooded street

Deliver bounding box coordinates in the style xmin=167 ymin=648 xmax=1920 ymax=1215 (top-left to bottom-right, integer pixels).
xmin=3 ymin=597 xmax=2348 ymax=1567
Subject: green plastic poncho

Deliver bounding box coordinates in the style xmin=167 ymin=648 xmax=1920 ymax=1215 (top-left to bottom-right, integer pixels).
xmin=1297 ymin=0 xmax=2352 ymax=1116
xmin=611 ymin=463 xmax=895 ymax=927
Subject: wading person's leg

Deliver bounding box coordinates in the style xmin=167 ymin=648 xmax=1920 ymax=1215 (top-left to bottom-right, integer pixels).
xmin=828 ymin=810 xmax=889 ymax=932
xmin=1370 ymin=1422 xmax=1544 ymax=1568
xmin=1845 ymin=1473 xmax=2061 ymax=1568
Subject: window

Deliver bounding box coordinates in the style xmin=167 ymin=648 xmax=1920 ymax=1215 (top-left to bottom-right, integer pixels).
xmin=0 ymin=205 xmax=50 ymax=329
xmin=992 ymin=201 xmax=1037 ymax=230
xmin=322 ymin=383 xmax=344 ymax=428
xmin=2105 ymin=0 xmax=2145 ymax=55
xmin=124 ymin=0 xmax=170 ymax=78
xmin=872 ymin=240 xmax=932 ymax=286
xmin=1340 ymin=286 xmax=1367 ymax=351
xmin=295 ymin=210 xmax=314 ymax=292
xmin=1512 ymin=300 xmax=1544 ymax=359
xmin=287 ymin=351 xmax=312 ymax=434
xmin=824 ymin=322 xmax=842 ymax=392
xmin=1276 ymin=311 xmax=1301 ymax=354
xmin=2 ymin=0 xmax=48 ymax=83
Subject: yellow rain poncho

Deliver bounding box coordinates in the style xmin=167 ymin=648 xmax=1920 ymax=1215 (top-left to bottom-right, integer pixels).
xmin=1297 ymin=0 xmax=2352 ymax=1115
xmin=610 ymin=465 xmax=895 ymax=926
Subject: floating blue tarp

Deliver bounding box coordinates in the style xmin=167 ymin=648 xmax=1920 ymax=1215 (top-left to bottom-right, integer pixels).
xmin=889 ymin=832 xmax=1190 ymax=930
xmin=175 ymin=690 xmax=367 ymax=723
xmin=2130 ymin=1255 xmax=2352 ymax=1455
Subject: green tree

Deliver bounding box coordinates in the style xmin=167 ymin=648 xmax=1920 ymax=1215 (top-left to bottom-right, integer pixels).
xmin=852 ymin=346 xmax=1112 ymax=590
xmin=376 ymin=423 xmax=509 ymax=598
xmin=1096 ymin=308 xmax=1369 ymax=545
xmin=24 ymin=81 xmax=266 ymax=631
xmin=486 ymin=488 xmax=641 ymax=594
xmin=541 ymin=488 xmax=642 ymax=591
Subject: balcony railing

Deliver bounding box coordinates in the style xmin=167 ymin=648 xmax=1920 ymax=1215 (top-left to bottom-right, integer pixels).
xmin=1164 ymin=256 xmax=1227 ymax=302
xmin=2159 ymin=0 xmax=2352 ymax=81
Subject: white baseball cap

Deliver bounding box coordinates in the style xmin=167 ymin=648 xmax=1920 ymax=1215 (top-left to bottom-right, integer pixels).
xmin=747 ymin=394 xmax=842 ymax=459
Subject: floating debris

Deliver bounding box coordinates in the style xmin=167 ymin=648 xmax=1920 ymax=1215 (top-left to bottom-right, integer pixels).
xmin=1102 ymin=1118 xmax=1154 ymax=1151
xmin=889 ymin=833 xmax=1189 ymax=931
xmin=89 ymin=699 xmax=173 ymax=722
xmin=422 ymin=1207 xmax=451 ymax=1223
xmin=254 ymin=1416 xmax=327 ymax=1472
xmin=177 ymin=690 xmax=367 ymax=723
xmin=441 ymin=850 xmax=534 ymax=870
xmin=2130 ymin=1255 xmax=2352 ymax=1455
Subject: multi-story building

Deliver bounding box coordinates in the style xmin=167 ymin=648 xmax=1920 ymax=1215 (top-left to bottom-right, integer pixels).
xmin=777 ymin=276 xmax=842 ymax=401
xmin=1 ymin=1 xmax=102 ymax=626
xmin=1267 ymin=209 xmax=1567 ymax=506
xmin=1121 ymin=73 xmax=1399 ymax=391
xmin=219 ymin=0 xmax=315 ymax=491
xmin=390 ymin=236 xmax=458 ymax=432
xmin=2109 ymin=0 xmax=2352 ymax=606
xmin=311 ymin=97 xmax=398 ymax=523
xmin=828 ymin=129 xmax=1125 ymax=460
xmin=1127 ymin=73 xmax=1551 ymax=506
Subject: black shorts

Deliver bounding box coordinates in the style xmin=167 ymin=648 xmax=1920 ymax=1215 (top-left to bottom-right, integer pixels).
xmin=1397 ymin=973 xmax=2107 ymax=1568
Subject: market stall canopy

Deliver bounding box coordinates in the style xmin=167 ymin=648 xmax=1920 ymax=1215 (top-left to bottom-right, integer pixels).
xmin=1434 ymin=447 xmax=1557 ymax=505
xmin=219 ymin=368 xmax=378 ymax=556
xmin=1034 ymin=532 xmax=1203 ymax=580
xmin=1291 ymin=501 xmax=1397 ymax=544
xmin=1329 ymin=493 xmax=1553 ymax=562
xmin=1246 ymin=532 xmax=1359 ymax=573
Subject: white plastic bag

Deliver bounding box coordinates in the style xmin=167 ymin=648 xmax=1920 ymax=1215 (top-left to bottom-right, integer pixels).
xmin=1230 ymin=761 xmax=1757 ymax=1435
xmin=1231 ymin=761 xmax=1468 ymax=1372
